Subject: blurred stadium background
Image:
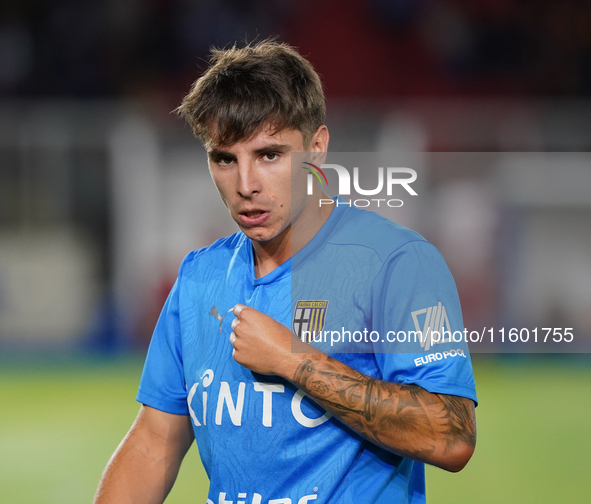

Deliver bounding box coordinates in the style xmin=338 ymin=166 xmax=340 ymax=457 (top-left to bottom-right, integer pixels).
xmin=0 ymin=0 xmax=590 ymax=502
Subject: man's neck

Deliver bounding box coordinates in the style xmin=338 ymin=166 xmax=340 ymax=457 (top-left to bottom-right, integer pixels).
xmin=252 ymin=234 xmax=291 ymax=278
xmin=252 ymin=204 xmax=334 ymax=278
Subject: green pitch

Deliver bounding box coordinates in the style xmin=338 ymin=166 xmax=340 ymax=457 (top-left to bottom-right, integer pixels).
xmin=0 ymin=356 xmax=209 ymax=504
xmin=426 ymin=356 xmax=591 ymax=503
xmin=0 ymin=355 xmax=589 ymax=503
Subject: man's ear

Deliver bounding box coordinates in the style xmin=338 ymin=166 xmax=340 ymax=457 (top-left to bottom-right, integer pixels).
xmin=310 ymin=125 xmax=329 ymax=165
xmin=311 ymin=125 xmax=329 ymax=152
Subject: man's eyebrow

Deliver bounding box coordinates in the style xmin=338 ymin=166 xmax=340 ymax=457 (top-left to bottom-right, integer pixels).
xmin=208 ymin=143 xmax=292 ymax=159
xmin=207 ymin=148 xmax=235 ymax=159
xmin=253 ymin=143 xmax=291 ymax=155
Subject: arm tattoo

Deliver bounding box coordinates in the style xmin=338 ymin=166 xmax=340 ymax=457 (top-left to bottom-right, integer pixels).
xmin=438 ymin=394 xmax=477 ymax=448
xmin=294 ymin=359 xmax=377 ymax=421
xmin=293 ymin=356 xmax=476 ymax=465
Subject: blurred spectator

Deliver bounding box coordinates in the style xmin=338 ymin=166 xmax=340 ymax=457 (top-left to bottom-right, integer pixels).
xmin=1 ymin=0 xmax=590 ymax=99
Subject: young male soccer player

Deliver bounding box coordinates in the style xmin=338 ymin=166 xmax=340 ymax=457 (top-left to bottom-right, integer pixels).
xmin=94 ymin=40 xmax=477 ymax=504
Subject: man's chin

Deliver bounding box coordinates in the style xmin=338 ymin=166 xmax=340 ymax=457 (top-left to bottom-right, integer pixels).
xmin=239 ymin=226 xmax=274 ymax=243
xmin=239 ymin=224 xmax=289 ymax=245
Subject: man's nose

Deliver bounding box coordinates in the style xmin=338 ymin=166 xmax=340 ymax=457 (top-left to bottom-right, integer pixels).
xmin=237 ymin=163 xmax=262 ymax=197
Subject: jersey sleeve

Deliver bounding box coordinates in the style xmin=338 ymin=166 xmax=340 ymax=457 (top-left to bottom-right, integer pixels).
xmin=136 ymin=278 xmax=190 ymax=415
xmin=371 ymin=240 xmax=478 ymax=404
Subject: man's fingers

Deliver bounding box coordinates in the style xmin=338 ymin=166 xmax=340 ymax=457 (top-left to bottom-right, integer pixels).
xmin=233 ymin=303 xmax=245 ymax=317
xmin=231 ymin=317 xmax=239 ymax=330
xmin=229 ymin=332 xmax=236 ymax=344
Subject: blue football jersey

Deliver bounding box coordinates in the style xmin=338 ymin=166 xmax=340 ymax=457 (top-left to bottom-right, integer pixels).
xmin=137 ymin=203 xmax=477 ymax=504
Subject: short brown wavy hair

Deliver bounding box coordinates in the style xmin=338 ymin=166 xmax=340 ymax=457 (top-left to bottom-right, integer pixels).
xmin=176 ymin=39 xmax=326 ymax=149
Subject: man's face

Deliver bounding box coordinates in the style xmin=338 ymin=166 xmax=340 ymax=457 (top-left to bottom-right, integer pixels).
xmin=207 ymin=126 xmax=322 ymax=246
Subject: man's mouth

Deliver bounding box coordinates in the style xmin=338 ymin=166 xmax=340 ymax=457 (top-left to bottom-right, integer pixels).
xmin=238 ymin=209 xmax=270 ymax=226
xmin=243 ymin=211 xmax=264 ymax=218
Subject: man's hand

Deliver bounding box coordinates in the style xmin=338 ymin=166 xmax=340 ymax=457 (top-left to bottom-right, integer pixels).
xmin=230 ymin=304 xmax=476 ymax=472
xmin=230 ymin=304 xmax=302 ymax=376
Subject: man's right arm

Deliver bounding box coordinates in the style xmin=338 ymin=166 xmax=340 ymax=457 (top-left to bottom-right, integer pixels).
xmin=93 ymin=405 xmax=194 ymax=504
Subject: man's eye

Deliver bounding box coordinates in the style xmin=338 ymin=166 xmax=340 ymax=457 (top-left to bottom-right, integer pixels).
xmin=217 ymin=157 xmax=234 ymax=166
xmin=263 ymin=153 xmax=278 ymax=161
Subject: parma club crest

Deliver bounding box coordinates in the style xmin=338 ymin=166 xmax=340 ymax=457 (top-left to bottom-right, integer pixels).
xmin=292 ymin=300 xmax=328 ymax=340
